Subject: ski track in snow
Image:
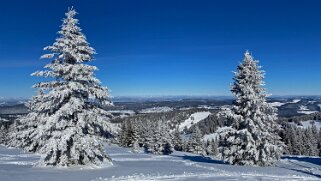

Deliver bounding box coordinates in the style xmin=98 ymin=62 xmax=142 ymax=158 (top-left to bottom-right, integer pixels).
xmin=0 ymin=145 xmax=320 ymax=181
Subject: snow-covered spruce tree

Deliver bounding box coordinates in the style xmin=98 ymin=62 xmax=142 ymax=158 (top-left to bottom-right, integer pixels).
xmin=172 ymin=127 xmax=183 ymax=151
xmin=217 ymin=51 xmax=284 ymax=166
xmin=146 ymin=120 xmax=173 ymax=155
xmin=9 ymin=8 xmax=113 ymax=166
xmin=0 ymin=118 xmax=10 ymax=144
xmin=319 ymin=128 xmax=321 ymax=156
xmin=304 ymin=126 xmax=319 ymax=156
xmin=119 ymin=121 xmax=129 ymax=147
xmin=119 ymin=120 xmax=140 ymax=150
xmin=129 ymin=121 xmax=140 ymax=152
xmin=187 ymin=126 xmax=205 ymax=155
xmin=206 ymin=139 xmax=219 ymax=157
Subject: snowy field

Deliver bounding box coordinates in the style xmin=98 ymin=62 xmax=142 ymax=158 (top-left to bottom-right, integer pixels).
xmin=292 ymin=120 xmax=321 ymax=130
xmin=139 ymin=107 xmax=174 ymax=113
xmin=178 ymin=112 xmax=211 ymax=132
xmin=297 ymin=106 xmax=319 ymax=115
xmin=0 ymin=145 xmax=321 ymax=181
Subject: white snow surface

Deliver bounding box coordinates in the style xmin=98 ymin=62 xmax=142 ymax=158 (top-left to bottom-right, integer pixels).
xmin=292 ymin=120 xmax=321 ymax=130
xmin=140 ymin=107 xmax=173 ymax=113
xmin=297 ymin=106 xmax=318 ymax=115
xmin=269 ymin=102 xmax=286 ymax=107
xmin=270 ymin=99 xmax=302 ymax=108
xmin=178 ymin=112 xmax=211 ymax=132
xmin=298 ymin=110 xmax=319 ymax=115
xmin=0 ymin=145 xmax=321 ymax=181
xmin=291 ymin=99 xmax=301 ymax=103
xmin=107 ymin=110 xmax=135 ymax=115
xmin=197 ymin=105 xmax=220 ymax=110
xmin=202 ymin=133 xmax=218 ymax=142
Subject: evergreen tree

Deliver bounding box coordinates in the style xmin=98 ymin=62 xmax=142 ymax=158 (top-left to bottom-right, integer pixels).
xmin=304 ymin=126 xmax=318 ymax=156
xmin=206 ymin=138 xmax=219 ymax=157
xmin=283 ymin=125 xmax=293 ymax=154
xmin=0 ymin=118 xmax=10 ymax=144
xmin=146 ymin=120 xmax=173 ymax=155
xmin=8 ymin=8 xmax=113 ymax=166
xmin=296 ymin=128 xmax=305 ymax=155
xmin=319 ymin=128 xmax=321 ymax=156
xmin=129 ymin=122 xmax=140 ymax=148
xmin=131 ymin=139 xmax=140 ymax=153
xmin=217 ymin=51 xmax=284 ymax=166
xmin=187 ymin=127 xmax=205 ymax=155
xmin=119 ymin=121 xmax=129 ymax=147
xmin=172 ymin=127 xmax=183 ymax=151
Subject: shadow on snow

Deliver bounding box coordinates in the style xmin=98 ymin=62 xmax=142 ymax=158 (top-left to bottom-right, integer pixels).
xmin=172 ymin=154 xmax=227 ymax=165
xmin=278 ymin=156 xmax=321 ymax=179
xmin=282 ymin=156 xmax=321 ymax=166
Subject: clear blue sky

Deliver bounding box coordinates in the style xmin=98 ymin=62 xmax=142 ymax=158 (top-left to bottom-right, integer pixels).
xmin=0 ymin=0 xmax=321 ymax=98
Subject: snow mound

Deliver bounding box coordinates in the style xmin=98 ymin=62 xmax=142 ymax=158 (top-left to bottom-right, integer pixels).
xmin=178 ymin=112 xmax=211 ymax=132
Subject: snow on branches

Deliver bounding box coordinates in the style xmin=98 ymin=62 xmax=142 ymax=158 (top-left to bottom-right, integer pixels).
xmin=8 ymin=8 xmax=113 ymax=167
xmin=217 ymin=51 xmax=284 ymax=166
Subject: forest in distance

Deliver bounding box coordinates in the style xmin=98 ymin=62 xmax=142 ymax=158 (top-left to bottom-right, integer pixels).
xmin=1 ymin=1 xmax=321 ymax=180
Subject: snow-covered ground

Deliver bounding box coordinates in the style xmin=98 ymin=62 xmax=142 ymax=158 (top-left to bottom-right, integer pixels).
xmin=0 ymin=145 xmax=321 ymax=181
xmin=291 ymin=99 xmax=301 ymax=104
xmin=270 ymin=102 xmax=286 ymax=107
xmin=178 ymin=112 xmax=211 ymax=132
xmin=140 ymin=107 xmax=173 ymax=113
xmin=107 ymin=110 xmax=136 ymax=118
xmin=297 ymin=106 xmax=319 ymax=115
xmin=202 ymin=133 xmax=218 ymax=142
xmin=270 ymin=99 xmax=302 ymax=108
xmin=294 ymin=120 xmax=321 ymax=130
xmin=197 ymin=105 xmax=220 ymax=110
xmin=107 ymin=110 xmax=135 ymax=115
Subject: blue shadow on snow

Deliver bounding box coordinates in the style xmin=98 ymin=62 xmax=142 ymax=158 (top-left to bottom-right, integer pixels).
xmin=282 ymin=156 xmax=321 ymax=166
xmin=172 ymin=154 xmax=227 ymax=165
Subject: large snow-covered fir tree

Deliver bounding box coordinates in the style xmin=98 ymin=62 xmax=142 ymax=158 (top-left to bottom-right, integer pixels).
xmin=8 ymin=8 xmax=113 ymax=166
xmin=217 ymin=51 xmax=284 ymax=166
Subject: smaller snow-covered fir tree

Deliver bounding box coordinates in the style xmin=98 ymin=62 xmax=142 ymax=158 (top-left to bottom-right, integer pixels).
xmin=217 ymin=51 xmax=284 ymax=166
xmin=129 ymin=122 xmax=140 ymax=153
xmin=304 ymin=126 xmax=319 ymax=156
xmin=131 ymin=140 xmax=140 ymax=153
xmin=206 ymin=139 xmax=219 ymax=157
xmin=172 ymin=127 xmax=183 ymax=151
xmin=119 ymin=121 xmax=129 ymax=147
xmin=187 ymin=127 xmax=205 ymax=155
xmin=119 ymin=120 xmax=140 ymax=150
xmin=146 ymin=120 xmax=173 ymax=155
xmin=0 ymin=118 xmax=10 ymax=144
